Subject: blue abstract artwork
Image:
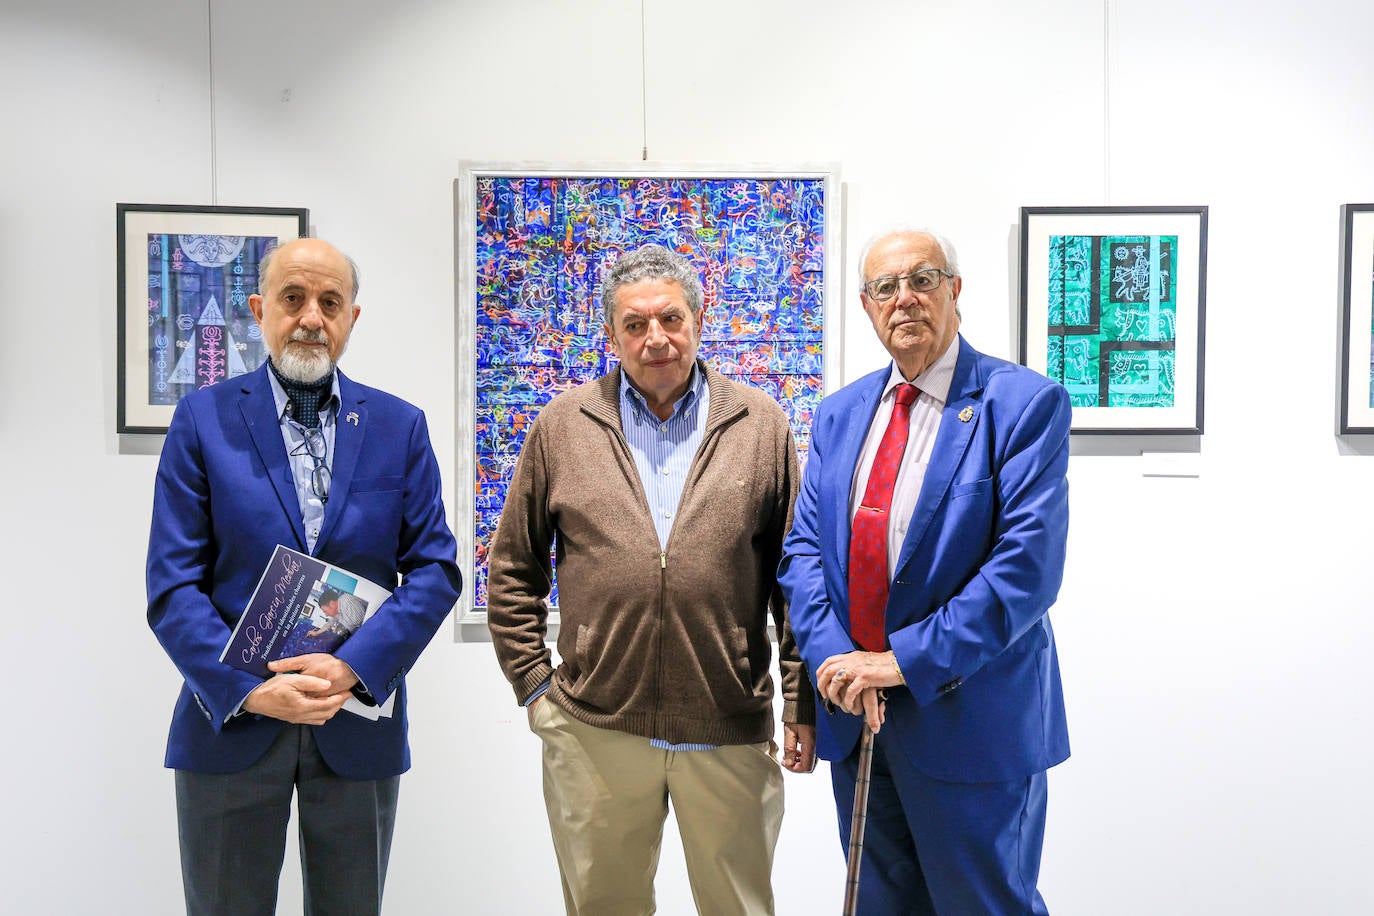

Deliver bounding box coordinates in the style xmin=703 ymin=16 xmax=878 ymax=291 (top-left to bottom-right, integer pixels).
xmin=471 ymin=175 xmax=828 ymax=608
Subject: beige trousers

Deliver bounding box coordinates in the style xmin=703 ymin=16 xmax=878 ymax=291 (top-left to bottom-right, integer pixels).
xmin=531 ymin=698 xmax=784 ymax=916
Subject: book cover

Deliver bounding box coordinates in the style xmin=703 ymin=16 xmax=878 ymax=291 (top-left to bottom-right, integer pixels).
xmin=220 ymin=545 xmax=391 ymax=683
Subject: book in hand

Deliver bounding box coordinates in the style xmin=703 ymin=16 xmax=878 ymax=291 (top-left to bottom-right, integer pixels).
xmin=220 ymin=544 xmax=395 ymax=719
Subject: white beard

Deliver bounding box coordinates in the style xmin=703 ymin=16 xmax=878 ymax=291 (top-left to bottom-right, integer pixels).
xmin=272 ymin=332 xmax=338 ymax=383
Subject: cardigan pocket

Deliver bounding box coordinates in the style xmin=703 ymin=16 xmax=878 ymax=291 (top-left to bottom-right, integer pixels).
xmin=575 ymin=622 xmax=595 ymax=672
xmin=564 ymin=622 xmax=624 ymax=710
xmin=695 ymin=624 xmax=756 ymax=714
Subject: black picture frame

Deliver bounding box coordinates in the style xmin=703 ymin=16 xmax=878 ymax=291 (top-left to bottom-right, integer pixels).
xmin=1339 ymin=203 xmax=1374 ymax=434
xmin=1019 ymin=205 xmax=1208 ymax=435
xmin=117 ymin=203 xmax=309 ymax=434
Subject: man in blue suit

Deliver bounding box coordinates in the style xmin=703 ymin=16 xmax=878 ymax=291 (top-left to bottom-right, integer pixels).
xmin=779 ymin=228 xmax=1071 ymax=914
xmin=147 ymin=237 xmax=462 ymax=915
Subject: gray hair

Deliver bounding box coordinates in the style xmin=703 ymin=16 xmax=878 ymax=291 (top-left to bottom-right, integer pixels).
xmin=599 ymin=243 xmax=705 ymax=325
xmin=257 ymin=240 xmax=361 ymax=301
xmin=856 ymin=227 xmax=961 ymax=285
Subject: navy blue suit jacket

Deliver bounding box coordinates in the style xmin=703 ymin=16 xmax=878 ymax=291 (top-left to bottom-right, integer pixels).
xmin=779 ymin=337 xmax=1071 ymax=783
xmin=147 ymin=363 xmax=461 ymax=779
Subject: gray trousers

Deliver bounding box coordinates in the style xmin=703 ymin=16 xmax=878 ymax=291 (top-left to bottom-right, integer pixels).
xmin=174 ymin=724 xmax=400 ymax=916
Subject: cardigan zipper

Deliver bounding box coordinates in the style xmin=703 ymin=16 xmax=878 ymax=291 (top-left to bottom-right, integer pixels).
xmin=655 ymin=548 xmax=667 ymax=736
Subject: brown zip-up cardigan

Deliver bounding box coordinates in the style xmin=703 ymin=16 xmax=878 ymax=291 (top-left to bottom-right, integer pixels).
xmin=487 ymin=362 xmax=816 ymax=746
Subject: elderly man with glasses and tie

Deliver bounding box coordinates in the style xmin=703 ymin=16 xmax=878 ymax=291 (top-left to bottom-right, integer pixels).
xmin=779 ymin=228 xmax=1073 ymax=914
xmin=146 ymin=237 xmax=461 ymax=915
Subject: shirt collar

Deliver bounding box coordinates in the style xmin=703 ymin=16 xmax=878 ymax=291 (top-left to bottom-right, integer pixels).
xmin=619 ymin=362 xmax=705 ymax=423
xmin=266 ymin=368 xmax=342 ymax=423
xmin=883 ymin=336 xmax=960 ymax=405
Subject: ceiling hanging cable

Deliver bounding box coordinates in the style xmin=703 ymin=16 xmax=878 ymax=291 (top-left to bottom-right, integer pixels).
xmin=1102 ymin=0 xmax=1111 ymax=203
xmin=640 ymin=0 xmax=649 ymax=161
xmin=207 ymin=0 xmax=219 ymax=204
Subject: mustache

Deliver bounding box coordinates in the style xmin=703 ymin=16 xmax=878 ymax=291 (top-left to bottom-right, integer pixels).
xmin=288 ymin=330 xmax=328 ymax=345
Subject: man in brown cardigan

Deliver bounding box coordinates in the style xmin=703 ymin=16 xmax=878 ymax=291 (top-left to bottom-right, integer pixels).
xmin=488 ymin=243 xmax=816 ymax=916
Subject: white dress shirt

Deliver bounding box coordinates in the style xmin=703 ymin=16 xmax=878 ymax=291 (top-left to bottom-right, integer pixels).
xmin=848 ymin=337 xmax=961 ymax=576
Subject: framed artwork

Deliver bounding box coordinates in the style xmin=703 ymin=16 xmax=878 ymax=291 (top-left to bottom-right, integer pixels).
xmin=455 ymin=162 xmax=840 ymax=620
xmin=1339 ymin=204 xmax=1374 ymax=434
xmin=117 ymin=203 xmax=309 ymax=433
xmin=1019 ymin=205 xmax=1208 ymax=434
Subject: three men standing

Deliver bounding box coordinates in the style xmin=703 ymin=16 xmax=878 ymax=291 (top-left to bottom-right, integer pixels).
xmin=147 ymin=228 xmax=1071 ymax=914
xmin=780 ymin=229 xmax=1072 ymax=913
xmin=488 ymin=243 xmax=816 ymax=916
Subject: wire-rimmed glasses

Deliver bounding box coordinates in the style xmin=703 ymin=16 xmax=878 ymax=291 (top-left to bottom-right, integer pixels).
xmin=862 ymin=268 xmax=954 ymax=302
xmin=291 ymin=427 xmax=331 ymax=503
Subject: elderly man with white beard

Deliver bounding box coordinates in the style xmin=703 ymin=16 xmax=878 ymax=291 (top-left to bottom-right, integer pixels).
xmin=146 ymin=237 xmax=461 ymax=915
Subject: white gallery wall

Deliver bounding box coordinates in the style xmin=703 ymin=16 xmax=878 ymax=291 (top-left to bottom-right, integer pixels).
xmin=2 ymin=0 xmax=1372 ymax=912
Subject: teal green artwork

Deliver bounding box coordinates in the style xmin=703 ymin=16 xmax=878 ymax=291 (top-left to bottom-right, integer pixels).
xmin=1046 ymin=235 xmax=1177 ymax=407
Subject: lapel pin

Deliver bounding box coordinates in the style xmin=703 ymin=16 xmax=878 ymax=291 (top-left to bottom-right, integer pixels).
xmin=346 ymin=411 xmax=360 ymax=426
xmin=958 ymin=406 xmax=974 ymax=423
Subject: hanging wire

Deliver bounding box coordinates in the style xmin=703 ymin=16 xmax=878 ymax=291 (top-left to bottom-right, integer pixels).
xmin=640 ymin=0 xmax=649 ymax=160
xmin=1102 ymin=0 xmax=1111 ymax=203
xmin=207 ymin=0 xmax=219 ymax=204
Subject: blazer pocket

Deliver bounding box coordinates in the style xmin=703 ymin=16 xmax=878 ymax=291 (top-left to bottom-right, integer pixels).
xmin=350 ymin=476 xmax=404 ymax=494
xmin=949 ymin=476 xmax=992 ymax=500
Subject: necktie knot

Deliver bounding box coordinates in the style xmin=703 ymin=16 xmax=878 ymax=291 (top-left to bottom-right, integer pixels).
xmin=894 ymin=383 xmax=919 ymax=410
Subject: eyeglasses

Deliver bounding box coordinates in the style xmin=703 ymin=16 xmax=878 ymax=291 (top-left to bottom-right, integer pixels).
xmin=863 ymin=268 xmax=954 ymax=302
xmin=290 ymin=427 xmax=331 ymax=503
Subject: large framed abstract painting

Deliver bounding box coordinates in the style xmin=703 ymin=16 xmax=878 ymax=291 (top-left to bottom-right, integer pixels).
xmin=455 ymin=162 xmax=839 ymax=620
xmin=1339 ymin=204 xmax=1374 ymax=434
xmin=1019 ymin=206 xmax=1208 ymax=435
xmin=117 ymin=203 xmax=309 ymax=433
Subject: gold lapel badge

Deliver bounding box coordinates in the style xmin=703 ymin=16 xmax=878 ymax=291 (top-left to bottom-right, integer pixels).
xmin=346 ymin=411 xmax=360 ymax=426
xmin=958 ymin=406 xmax=974 ymax=423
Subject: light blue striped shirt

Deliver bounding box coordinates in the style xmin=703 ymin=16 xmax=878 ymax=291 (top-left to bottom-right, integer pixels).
xmin=267 ymin=371 xmax=339 ymax=554
xmin=618 ymin=365 xmax=709 ymax=551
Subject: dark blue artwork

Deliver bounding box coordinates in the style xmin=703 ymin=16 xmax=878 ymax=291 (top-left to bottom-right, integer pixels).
xmin=145 ymin=234 xmax=278 ymax=405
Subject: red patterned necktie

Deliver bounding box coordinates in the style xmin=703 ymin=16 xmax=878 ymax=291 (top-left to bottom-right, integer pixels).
xmin=848 ymin=383 xmax=920 ymax=651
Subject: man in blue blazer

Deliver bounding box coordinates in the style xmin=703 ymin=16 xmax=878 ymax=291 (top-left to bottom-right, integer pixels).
xmin=779 ymin=228 xmax=1071 ymax=914
xmin=147 ymin=238 xmax=462 ymax=915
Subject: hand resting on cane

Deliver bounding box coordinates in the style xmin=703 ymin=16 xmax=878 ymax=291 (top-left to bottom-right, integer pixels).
xmin=817 ymin=650 xmax=905 ymax=733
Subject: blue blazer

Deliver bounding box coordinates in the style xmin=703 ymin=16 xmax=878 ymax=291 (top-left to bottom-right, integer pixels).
xmin=147 ymin=363 xmax=462 ymax=779
xmin=779 ymin=337 xmax=1071 ymax=783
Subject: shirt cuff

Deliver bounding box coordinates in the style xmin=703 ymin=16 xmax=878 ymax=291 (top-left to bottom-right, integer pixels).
xmin=523 ymin=679 xmax=551 ymax=706
xmin=343 ymin=661 xmax=376 ymax=705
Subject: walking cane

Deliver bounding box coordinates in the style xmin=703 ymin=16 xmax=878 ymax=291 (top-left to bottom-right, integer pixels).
xmin=842 ymin=723 xmax=876 ymax=915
